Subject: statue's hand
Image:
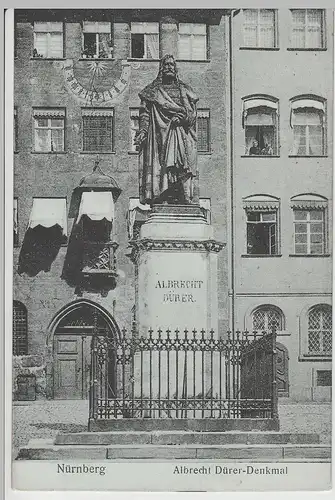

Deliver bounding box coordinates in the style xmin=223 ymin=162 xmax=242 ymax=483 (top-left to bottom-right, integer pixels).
xmin=134 ymin=130 xmax=147 ymax=146
xmin=171 ymin=116 xmax=181 ymax=126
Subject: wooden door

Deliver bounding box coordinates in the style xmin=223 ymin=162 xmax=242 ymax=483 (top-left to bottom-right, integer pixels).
xmin=53 ymin=334 xmax=91 ymax=400
xmin=276 ymin=342 xmax=289 ymax=397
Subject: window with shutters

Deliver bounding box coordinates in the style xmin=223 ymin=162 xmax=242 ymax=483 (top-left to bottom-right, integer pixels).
xmin=290 ymin=9 xmax=325 ymax=49
xmin=243 ymin=96 xmax=278 ymax=155
xmin=243 ymin=195 xmax=280 ymax=256
xmin=82 ymin=22 xmax=113 ymax=59
xmin=252 ymin=305 xmax=284 ymax=333
xmin=290 ymin=97 xmax=326 ymax=156
xmin=307 ymin=305 xmax=332 ymax=356
xmin=13 ymin=301 xmax=28 ymax=356
xmin=129 ymin=108 xmax=140 ymax=152
xmin=33 ymin=22 xmax=63 ymax=58
xmin=291 ymin=194 xmax=328 ymax=255
xmin=33 ymin=109 xmax=65 ymax=152
xmin=82 ymin=109 xmax=114 ymax=152
xmin=178 ymin=24 xmax=207 ymax=60
xmin=243 ymin=9 xmax=277 ymax=48
xmin=130 ymin=23 xmax=159 ymax=59
xmin=197 ymin=110 xmax=210 ymax=153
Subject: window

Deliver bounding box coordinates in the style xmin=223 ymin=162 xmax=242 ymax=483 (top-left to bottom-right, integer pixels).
xmin=14 ymin=198 xmax=18 ymax=246
xmin=294 ymin=210 xmax=325 ymax=254
xmin=33 ymin=109 xmax=65 ymax=152
xmin=243 ymin=195 xmax=279 ymax=255
xmin=178 ymin=23 xmax=207 ymax=60
xmin=130 ymin=23 xmax=159 ymax=59
xmin=243 ymin=9 xmax=277 ymax=48
xmin=129 ymin=108 xmax=140 ymax=152
xmin=243 ymin=97 xmax=278 ymax=155
xmin=252 ymin=306 xmax=284 ymax=332
xmin=82 ymin=216 xmax=111 ymax=242
xmin=290 ymin=9 xmax=325 ymax=49
xmin=197 ymin=110 xmax=210 ymax=152
xmin=307 ymin=305 xmax=332 ymax=356
xmin=33 ymin=22 xmax=63 ymax=58
xmin=291 ymin=194 xmax=327 ymax=255
xmin=13 ymin=301 xmax=28 ymax=356
xmin=290 ymin=98 xmax=325 ymax=156
xmin=82 ymin=109 xmax=114 ymax=152
xmin=316 ymin=370 xmax=332 ymax=387
xmin=82 ymin=22 xmax=112 ymax=59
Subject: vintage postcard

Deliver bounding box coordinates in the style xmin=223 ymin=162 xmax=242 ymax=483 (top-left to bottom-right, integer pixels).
xmin=6 ymin=4 xmax=332 ymax=493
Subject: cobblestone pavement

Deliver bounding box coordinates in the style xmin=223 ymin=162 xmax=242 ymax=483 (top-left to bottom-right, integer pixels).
xmin=12 ymin=401 xmax=331 ymax=459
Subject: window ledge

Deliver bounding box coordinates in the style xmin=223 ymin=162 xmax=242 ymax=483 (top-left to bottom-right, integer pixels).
xmin=287 ymin=47 xmax=327 ymax=52
xmin=79 ymin=58 xmax=115 ymax=61
xmin=299 ymin=355 xmax=332 ymax=362
xmin=289 ymin=155 xmax=328 ymax=158
xmin=31 ymin=151 xmax=67 ymax=154
xmin=80 ymin=151 xmax=116 ymax=155
xmin=30 ymin=57 xmax=65 ymax=61
xmin=289 ymin=253 xmax=330 ymax=258
xmin=198 ymin=151 xmax=212 ymax=155
xmin=240 ymin=47 xmax=280 ymax=51
xmin=241 ymin=155 xmax=280 ymax=158
xmin=241 ymin=254 xmax=282 ymax=258
xmin=177 ymin=59 xmax=210 ymax=63
xmin=127 ymin=58 xmax=160 ymax=62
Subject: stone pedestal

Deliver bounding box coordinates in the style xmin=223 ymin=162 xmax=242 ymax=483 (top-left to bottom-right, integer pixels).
xmin=130 ymin=204 xmax=225 ymax=335
xmin=129 ymin=204 xmax=225 ymax=402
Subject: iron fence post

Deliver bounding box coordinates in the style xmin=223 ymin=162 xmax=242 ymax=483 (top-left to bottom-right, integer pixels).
xmin=271 ymin=326 xmax=279 ymax=420
xmin=88 ymin=334 xmax=98 ymax=428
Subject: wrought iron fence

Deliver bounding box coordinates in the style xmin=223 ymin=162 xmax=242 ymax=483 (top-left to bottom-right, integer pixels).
xmin=89 ymin=328 xmax=277 ymax=423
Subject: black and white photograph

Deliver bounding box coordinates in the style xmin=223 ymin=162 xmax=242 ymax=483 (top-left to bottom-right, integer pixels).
xmin=6 ymin=5 xmax=333 ymax=492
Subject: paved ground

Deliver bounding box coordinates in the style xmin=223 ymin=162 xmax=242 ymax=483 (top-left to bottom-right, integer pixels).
xmin=12 ymin=400 xmax=331 ymax=459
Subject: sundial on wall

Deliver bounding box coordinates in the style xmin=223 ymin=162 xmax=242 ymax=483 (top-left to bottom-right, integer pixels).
xmin=56 ymin=59 xmax=131 ymax=106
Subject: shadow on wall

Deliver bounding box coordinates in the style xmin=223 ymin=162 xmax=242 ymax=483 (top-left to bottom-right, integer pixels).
xmin=61 ymin=188 xmax=118 ymax=295
xmin=18 ymin=226 xmax=64 ymax=277
xmin=61 ymin=188 xmax=83 ymax=287
xmin=61 ymin=221 xmax=83 ymax=287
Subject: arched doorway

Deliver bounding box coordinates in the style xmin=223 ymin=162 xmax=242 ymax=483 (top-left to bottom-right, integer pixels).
xmin=52 ymin=302 xmax=118 ymax=400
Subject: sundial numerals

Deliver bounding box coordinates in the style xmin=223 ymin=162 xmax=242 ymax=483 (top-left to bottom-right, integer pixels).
xmin=61 ymin=59 xmax=131 ymax=106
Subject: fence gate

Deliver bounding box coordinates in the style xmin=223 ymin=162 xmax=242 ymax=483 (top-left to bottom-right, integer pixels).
xmin=89 ymin=328 xmax=277 ymax=425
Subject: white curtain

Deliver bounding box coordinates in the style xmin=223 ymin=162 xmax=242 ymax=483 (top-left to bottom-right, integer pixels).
xmin=146 ymin=34 xmax=159 ymax=59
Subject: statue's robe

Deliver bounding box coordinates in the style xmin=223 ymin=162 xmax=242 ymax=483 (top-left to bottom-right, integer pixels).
xmin=138 ymin=78 xmax=198 ymax=205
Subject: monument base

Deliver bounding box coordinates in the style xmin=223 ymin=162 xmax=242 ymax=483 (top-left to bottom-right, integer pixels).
xmin=131 ymin=204 xmax=225 ymax=334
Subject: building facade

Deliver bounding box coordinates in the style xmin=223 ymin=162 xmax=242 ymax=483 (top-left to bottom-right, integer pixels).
xmin=229 ymin=8 xmax=333 ymax=401
xmin=13 ymin=9 xmax=230 ymax=400
xmin=12 ymin=8 xmax=332 ymax=403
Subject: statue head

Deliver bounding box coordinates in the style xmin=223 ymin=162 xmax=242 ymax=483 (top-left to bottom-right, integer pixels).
xmin=158 ymin=54 xmax=178 ymax=83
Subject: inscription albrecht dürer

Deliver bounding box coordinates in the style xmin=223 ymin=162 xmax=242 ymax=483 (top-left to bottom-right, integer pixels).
xmin=155 ymin=279 xmax=204 ymax=303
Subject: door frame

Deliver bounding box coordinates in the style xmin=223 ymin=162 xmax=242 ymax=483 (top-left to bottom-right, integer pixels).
xmin=45 ymin=299 xmax=121 ymax=399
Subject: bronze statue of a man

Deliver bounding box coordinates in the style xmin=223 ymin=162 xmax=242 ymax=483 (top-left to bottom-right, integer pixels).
xmin=135 ymin=55 xmax=198 ymax=206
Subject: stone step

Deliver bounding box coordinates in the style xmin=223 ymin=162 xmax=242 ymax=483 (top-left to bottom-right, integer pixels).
xmin=89 ymin=418 xmax=279 ymax=432
xmin=55 ymin=431 xmax=319 ymax=446
xmin=16 ymin=439 xmax=331 ymax=461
